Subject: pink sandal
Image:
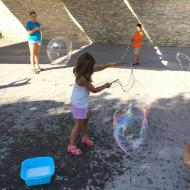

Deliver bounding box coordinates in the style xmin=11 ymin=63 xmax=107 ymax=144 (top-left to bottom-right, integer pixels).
xmin=81 ymin=137 xmax=94 ymax=147
xmin=67 ymin=145 xmax=83 ymax=155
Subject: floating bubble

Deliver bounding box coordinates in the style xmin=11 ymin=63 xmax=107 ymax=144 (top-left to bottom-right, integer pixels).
xmin=47 ymin=37 xmax=72 ymax=65
xmin=112 ymin=75 xmax=149 ymax=156
xmin=175 ymin=52 xmax=190 ymax=91
xmin=113 ymin=101 xmax=148 ymax=156
xmin=176 ymin=52 xmax=190 ymax=72
xmin=111 ymin=50 xmax=150 ymax=156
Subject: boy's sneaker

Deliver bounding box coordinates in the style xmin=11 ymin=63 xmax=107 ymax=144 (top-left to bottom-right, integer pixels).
xmin=67 ymin=145 xmax=83 ymax=155
xmin=81 ymin=137 xmax=94 ymax=147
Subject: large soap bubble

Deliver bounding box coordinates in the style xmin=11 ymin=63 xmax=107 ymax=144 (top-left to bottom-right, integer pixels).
xmin=113 ymin=101 xmax=148 ymax=156
xmin=47 ymin=37 xmax=72 ymax=65
xmin=176 ymin=52 xmax=190 ymax=72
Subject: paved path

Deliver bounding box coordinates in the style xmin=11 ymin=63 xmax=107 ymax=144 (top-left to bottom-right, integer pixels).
xmin=0 ymin=42 xmax=190 ymax=190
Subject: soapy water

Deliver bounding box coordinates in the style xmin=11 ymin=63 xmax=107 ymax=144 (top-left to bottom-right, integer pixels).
xmin=26 ymin=166 xmax=51 ymax=178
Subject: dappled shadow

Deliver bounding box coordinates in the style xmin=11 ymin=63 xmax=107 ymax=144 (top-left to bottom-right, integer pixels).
xmin=0 ymin=92 xmax=190 ymax=189
xmin=106 ymin=93 xmax=190 ymax=189
xmin=0 ymin=78 xmax=31 ymax=89
xmin=0 ymin=93 xmax=127 ymax=190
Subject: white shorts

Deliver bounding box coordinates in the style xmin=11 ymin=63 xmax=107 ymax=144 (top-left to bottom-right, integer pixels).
xmin=28 ymin=40 xmax=42 ymax=46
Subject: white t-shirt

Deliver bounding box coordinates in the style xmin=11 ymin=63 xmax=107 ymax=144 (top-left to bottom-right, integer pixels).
xmin=71 ymin=83 xmax=90 ymax=108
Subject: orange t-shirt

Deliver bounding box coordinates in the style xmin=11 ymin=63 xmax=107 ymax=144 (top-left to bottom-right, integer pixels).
xmin=132 ymin=31 xmax=144 ymax=48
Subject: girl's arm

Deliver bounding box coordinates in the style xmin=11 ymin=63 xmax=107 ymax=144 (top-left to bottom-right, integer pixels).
xmin=27 ymin=27 xmax=40 ymax=35
xmin=93 ymin=61 xmax=119 ymax=72
xmin=26 ymin=22 xmax=41 ymax=35
xmin=86 ymin=82 xmax=111 ymax=93
xmin=80 ymin=77 xmax=111 ymax=93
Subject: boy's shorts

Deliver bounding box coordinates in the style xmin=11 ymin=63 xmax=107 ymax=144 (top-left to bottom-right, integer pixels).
xmin=71 ymin=104 xmax=89 ymax=119
xmin=134 ymin=48 xmax=141 ymax=55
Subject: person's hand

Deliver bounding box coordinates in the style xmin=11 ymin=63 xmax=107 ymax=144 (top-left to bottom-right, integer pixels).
xmin=110 ymin=61 xmax=121 ymax=67
xmin=105 ymin=83 xmax=112 ymax=88
xmin=35 ymin=27 xmax=40 ymax=31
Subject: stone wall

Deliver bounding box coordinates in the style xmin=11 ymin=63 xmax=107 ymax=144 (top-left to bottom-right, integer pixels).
xmin=128 ymin=0 xmax=190 ymax=47
xmin=64 ymin=0 xmax=137 ymax=44
xmin=0 ymin=0 xmax=27 ymax=42
xmin=1 ymin=0 xmax=190 ymax=47
xmin=1 ymin=0 xmax=90 ymax=48
xmin=64 ymin=0 xmax=190 ymax=47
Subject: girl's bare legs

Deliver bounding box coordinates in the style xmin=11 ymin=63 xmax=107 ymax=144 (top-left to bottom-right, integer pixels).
xmin=81 ymin=113 xmax=94 ymax=146
xmin=70 ymin=119 xmax=84 ymax=146
xmin=69 ymin=113 xmax=93 ymax=152
xmin=35 ymin=44 xmax=41 ymax=70
xmin=81 ymin=115 xmax=89 ymax=138
xmin=29 ymin=43 xmax=37 ymax=70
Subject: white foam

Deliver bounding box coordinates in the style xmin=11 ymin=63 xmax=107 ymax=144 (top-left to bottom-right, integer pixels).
xmin=26 ymin=166 xmax=51 ymax=178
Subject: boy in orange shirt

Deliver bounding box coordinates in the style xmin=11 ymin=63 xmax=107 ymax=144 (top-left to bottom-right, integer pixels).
xmin=132 ymin=23 xmax=144 ymax=65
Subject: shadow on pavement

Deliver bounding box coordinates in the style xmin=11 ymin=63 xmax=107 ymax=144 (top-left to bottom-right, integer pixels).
xmin=0 ymin=78 xmax=31 ymax=89
xmin=0 ymin=93 xmax=190 ymax=189
xmin=1 ymin=41 xmax=189 ymax=72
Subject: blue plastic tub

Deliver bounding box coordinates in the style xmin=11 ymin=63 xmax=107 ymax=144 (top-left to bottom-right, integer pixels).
xmin=20 ymin=156 xmax=55 ymax=186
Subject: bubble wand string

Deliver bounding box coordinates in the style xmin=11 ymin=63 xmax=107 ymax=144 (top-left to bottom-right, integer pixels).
xmin=120 ymin=40 xmax=131 ymax=63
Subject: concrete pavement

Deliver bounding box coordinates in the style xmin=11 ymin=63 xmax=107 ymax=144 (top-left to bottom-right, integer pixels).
xmin=0 ymin=42 xmax=190 ymax=190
